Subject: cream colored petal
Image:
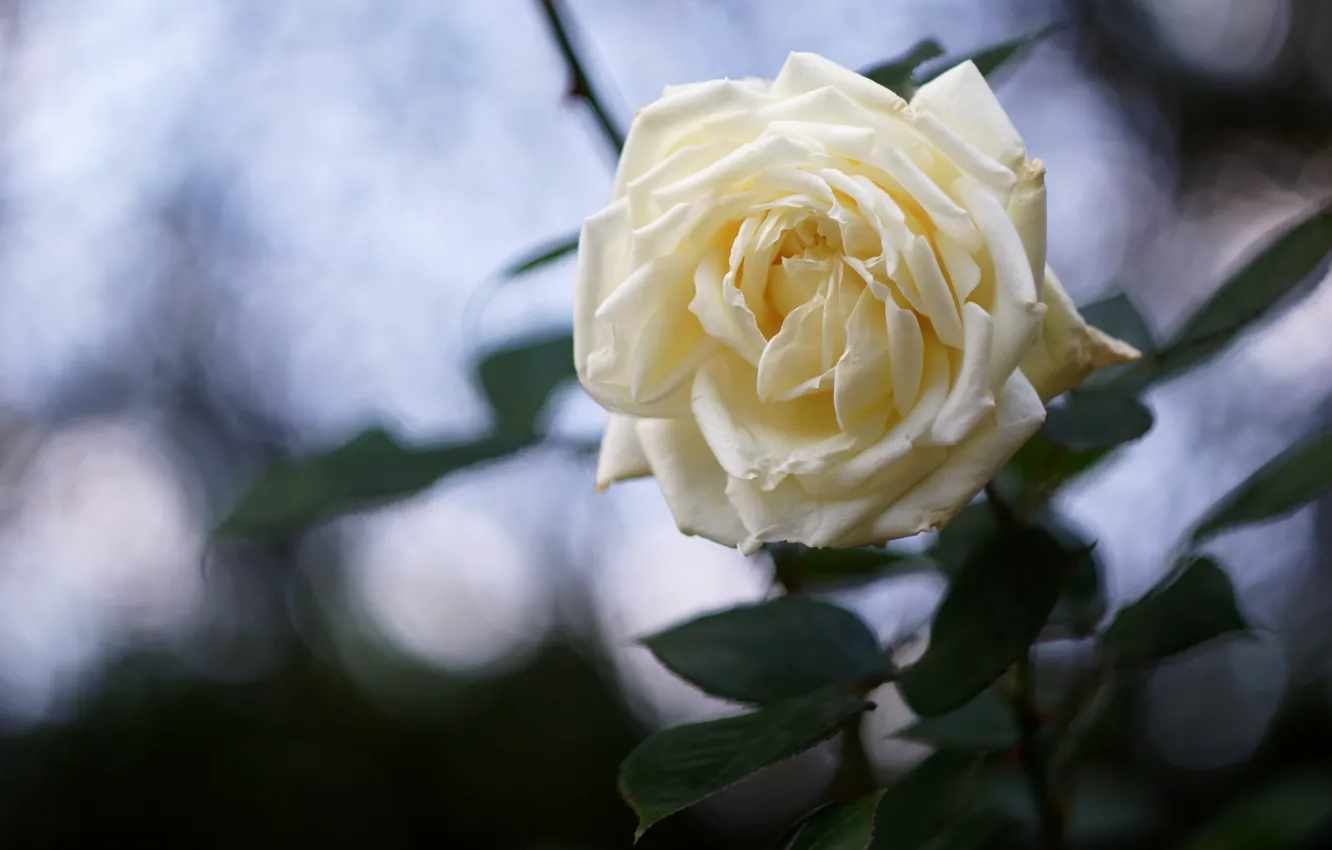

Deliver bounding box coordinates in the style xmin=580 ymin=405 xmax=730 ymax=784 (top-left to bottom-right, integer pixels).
xmin=954 ymin=176 xmax=1045 ymax=387
xmin=929 ymin=302 xmax=996 ymax=446
xmin=693 ymin=353 xmax=860 ymax=490
xmin=637 ymin=416 xmax=749 ymax=548
xmin=1021 ymin=267 xmax=1142 ymax=401
xmin=770 ymin=51 xmax=909 ymax=116
xmin=905 ymin=236 xmax=964 ymax=348
xmin=595 ymin=415 xmax=652 ymax=490
xmin=690 ymin=237 xmax=769 ymax=366
xmin=1006 ymin=160 xmax=1048 ymax=301
xmin=909 ymin=60 xmax=1026 ymax=176
xmin=833 ymin=287 xmax=892 ymax=431
xmin=873 ymin=148 xmax=983 ymax=251
xmin=885 ymin=298 xmax=925 ymax=415
xmin=908 ymin=110 xmax=1017 ymax=202
xmin=574 ymin=199 xmax=631 ymax=377
xmin=937 ymin=234 xmax=981 ymax=303
xmin=613 ymin=79 xmax=773 ymax=198
xmin=757 ymin=295 xmax=832 ymax=402
xmin=853 ymin=367 xmax=1046 ymax=544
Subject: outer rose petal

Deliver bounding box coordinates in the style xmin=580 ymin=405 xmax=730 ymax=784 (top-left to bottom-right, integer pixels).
xmin=637 ymin=417 xmax=749 ymax=546
xmin=909 ymin=60 xmax=1026 ymax=175
xmin=595 ymin=414 xmax=652 ymax=490
xmin=1022 ymin=267 xmax=1143 ymax=401
xmin=724 ymin=368 xmax=1046 ymax=553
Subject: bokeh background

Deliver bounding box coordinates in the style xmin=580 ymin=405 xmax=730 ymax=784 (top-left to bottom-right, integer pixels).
xmin=1 ymin=0 xmax=1332 ymax=847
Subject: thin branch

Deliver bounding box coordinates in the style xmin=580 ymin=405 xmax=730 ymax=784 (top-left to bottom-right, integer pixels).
xmin=535 ymin=0 xmax=626 ymax=155
xmin=1012 ymin=655 xmax=1066 ymax=850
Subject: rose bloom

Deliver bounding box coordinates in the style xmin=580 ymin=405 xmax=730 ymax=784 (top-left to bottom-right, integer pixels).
xmin=574 ymin=52 xmax=1136 ymax=554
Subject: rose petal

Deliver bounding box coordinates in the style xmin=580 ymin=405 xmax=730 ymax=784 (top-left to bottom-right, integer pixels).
xmin=929 ymin=302 xmax=996 ymax=445
xmin=885 ymin=297 xmax=926 ymax=415
xmin=638 ymin=416 xmax=749 ymax=548
xmin=595 ymin=414 xmax=652 ymax=490
xmin=833 ymin=287 xmax=893 ymax=431
xmin=854 ymin=367 xmax=1045 ymax=543
xmin=909 ymin=60 xmax=1026 ymax=177
xmin=1021 ymin=266 xmax=1142 ymax=401
xmin=1006 ymin=160 xmax=1048 ymax=301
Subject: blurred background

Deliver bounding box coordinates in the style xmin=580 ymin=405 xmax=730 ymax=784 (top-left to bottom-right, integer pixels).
xmin=1 ymin=0 xmax=1332 ymax=847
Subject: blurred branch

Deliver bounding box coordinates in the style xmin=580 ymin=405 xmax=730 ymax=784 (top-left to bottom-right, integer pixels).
xmin=1012 ymin=655 xmax=1066 ymax=850
xmin=535 ymin=0 xmax=625 ymax=156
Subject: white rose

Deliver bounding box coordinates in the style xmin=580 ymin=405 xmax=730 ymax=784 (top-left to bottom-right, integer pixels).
xmin=574 ymin=52 xmax=1137 ymax=555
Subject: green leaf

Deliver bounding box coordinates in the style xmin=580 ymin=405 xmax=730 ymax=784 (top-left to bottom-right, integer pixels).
xmin=899 ymin=525 xmax=1073 ymax=716
xmin=1003 ymin=435 xmax=1113 ymax=498
xmin=769 ymin=544 xmax=935 ymax=584
xmin=1100 ymin=556 xmax=1247 ymax=667
xmin=1180 ymin=772 xmax=1332 ymax=850
xmin=897 ymin=690 xmax=1018 ymax=753
xmin=619 ymin=688 xmax=869 ymax=839
xmin=914 ymin=26 xmax=1056 ymax=87
xmin=501 ymin=234 xmax=579 ymax=279
xmin=788 ymin=794 xmax=883 ymax=850
xmin=861 ymin=38 xmax=945 ymax=97
xmin=642 ymin=597 xmax=884 ymax=704
xmin=870 ymin=751 xmax=982 ymax=849
xmin=1145 ymin=205 xmax=1332 ymax=383
xmin=477 ymin=333 xmax=575 ymax=440
xmin=931 ymin=502 xmax=996 ymax=577
xmin=1191 ymin=427 xmax=1332 ymax=544
xmin=216 ymin=429 xmax=524 ymax=538
xmin=923 ymin=810 xmax=1016 ymax=850
xmin=1080 ymin=293 xmax=1156 ymax=355
xmin=1040 ymin=387 xmax=1154 ymax=453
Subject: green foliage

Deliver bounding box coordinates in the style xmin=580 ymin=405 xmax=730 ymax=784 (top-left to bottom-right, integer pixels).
xmin=1180 ymin=773 xmax=1332 ymax=850
xmin=923 ymin=811 xmax=1016 ymax=850
xmin=477 ymin=332 xmax=576 ymax=440
xmin=861 ymin=38 xmax=945 ymax=97
xmin=216 ymin=429 xmax=524 ymax=538
xmin=768 ymin=543 xmax=935 ymax=583
xmin=501 ymin=234 xmax=579 ymax=279
xmin=867 ymin=751 xmax=984 ymax=849
xmin=1126 ymin=204 xmax=1332 ymax=388
xmin=914 ymin=26 xmax=1056 ymax=86
xmin=896 ymin=690 xmax=1018 ymax=753
xmin=898 ymin=525 xmax=1075 ymax=717
xmin=618 ymin=688 xmax=870 ymax=838
xmin=1040 ymin=387 xmax=1153 ymax=453
xmin=641 ymin=598 xmax=886 ymax=705
xmin=1079 ymin=292 xmax=1157 ymax=387
xmin=787 ymin=794 xmax=883 ymax=850
xmin=1191 ymin=427 xmax=1332 ymax=544
xmin=1100 ymin=556 xmax=1248 ymax=667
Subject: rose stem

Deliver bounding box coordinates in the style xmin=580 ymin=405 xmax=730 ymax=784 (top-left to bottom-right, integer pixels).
xmin=534 ymin=0 xmax=626 ymax=155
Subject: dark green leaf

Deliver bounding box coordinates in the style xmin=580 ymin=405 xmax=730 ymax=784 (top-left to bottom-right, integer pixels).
xmin=642 ymin=597 xmax=884 ymax=704
xmin=769 ymin=544 xmax=936 ymax=584
xmin=619 ymin=688 xmax=869 ymax=838
xmin=1041 ymin=387 xmax=1153 ymax=453
xmin=870 ymin=751 xmax=982 ymax=849
xmin=501 ymin=234 xmax=579 ymax=279
xmin=477 ymin=333 xmax=575 ymax=440
xmin=1180 ymin=772 xmax=1332 ymax=850
xmin=931 ymin=502 xmax=996 ymax=577
xmin=788 ymin=794 xmax=883 ymax=850
xmin=897 ymin=690 xmax=1018 ymax=753
xmin=899 ymin=526 xmax=1072 ymax=716
xmin=216 ymin=429 xmax=524 ymax=538
xmin=1078 ymin=293 xmax=1156 ymax=356
xmin=1003 ymin=435 xmax=1113 ymax=498
xmin=1192 ymin=428 xmax=1332 ymax=544
xmin=1039 ymin=514 xmax=1105 ymax=639
xmin=923 ymin=810 xmax=1016 ymax=850
xmin=914 ymin=26 xmax=1056 ymax=87
xmin=861 ymin=38 xmax=945 ymax=97
xmin=1145 ymin=205 xmax=1332 ymax=383
xmin=1101 ymin=556 xmax=1247 ymax=667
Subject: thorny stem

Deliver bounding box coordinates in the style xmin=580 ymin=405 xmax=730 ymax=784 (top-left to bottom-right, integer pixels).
xmin=1012 ymin=655 xmax=1066 ymax=850
xmin=535 ymin=0 xmax=626 ymax=155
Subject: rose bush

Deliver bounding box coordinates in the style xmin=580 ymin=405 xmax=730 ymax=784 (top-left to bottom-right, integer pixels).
xmin=574 ymin=51 xmax=1137 ymax=554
